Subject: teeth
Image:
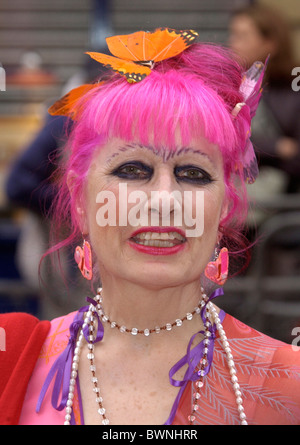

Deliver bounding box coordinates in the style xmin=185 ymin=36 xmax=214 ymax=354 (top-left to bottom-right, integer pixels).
xmin=143 ymin=240 xmax=174 ymax=247
xmin=132 ymin=231 xmax=186 ymax=247
xmin=135 ymin=239 xmax=177 ymax=247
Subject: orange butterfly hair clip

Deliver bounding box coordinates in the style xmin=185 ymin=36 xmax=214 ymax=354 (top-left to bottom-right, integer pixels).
xmin=87 ymin=27 xmax=199 ymax=83
xmin=48 ymin=83 xmax=101 ymax=120
xmin=48 ymin=27 xmax=198 ymax=119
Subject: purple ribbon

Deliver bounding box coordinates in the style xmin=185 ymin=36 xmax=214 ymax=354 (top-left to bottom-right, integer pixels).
xmin=164 ymin=287 xmax=224 ymax=425
xmin=168 ymin=329 xmax=216 ymax=388
xmin=36 ymin=288 xmax=224 ymax=425
xmin=36 ymin=300 xmax=104 ymax=415
xmin=169 ymin=286 xmax=224 ymax=387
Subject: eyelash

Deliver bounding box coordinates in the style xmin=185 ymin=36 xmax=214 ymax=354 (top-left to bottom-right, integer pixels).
xmin=174 ymin=165 xmax=213 ymax=185
xmin=111 ymin=162 xmax=213 ymax=185
xmin=111 ymin=162 xmax=153 ymax=180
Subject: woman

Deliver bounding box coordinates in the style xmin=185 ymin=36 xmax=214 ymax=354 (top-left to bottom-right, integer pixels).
xmin=1 ymin=28 xmax=300 ymax=426
xmin=229 ymin=4 xmax=300 ymax=194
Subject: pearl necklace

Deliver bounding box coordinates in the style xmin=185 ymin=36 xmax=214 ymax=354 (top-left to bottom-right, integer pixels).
xmin=64 ymin=293 xmax=247 ymax=425
xmin=189 ymin=301 xmax=247 ymax=425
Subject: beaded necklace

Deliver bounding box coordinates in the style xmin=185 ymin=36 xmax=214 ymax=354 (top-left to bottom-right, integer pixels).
xmin=64 ymin=288 xmax=247 ymax=425
xmin=95 ymin=290 xmax=203 ymax=336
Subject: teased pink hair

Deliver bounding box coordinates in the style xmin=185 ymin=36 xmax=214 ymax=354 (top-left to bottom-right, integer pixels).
xmin=46 ymin=43 xmax=253 ymax=276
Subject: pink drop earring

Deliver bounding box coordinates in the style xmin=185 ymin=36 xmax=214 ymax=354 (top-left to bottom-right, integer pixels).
xmin=204 ymin=246 xmax=229 ymax=286
xmin=74 ymin=239 xmax=93 ymax=280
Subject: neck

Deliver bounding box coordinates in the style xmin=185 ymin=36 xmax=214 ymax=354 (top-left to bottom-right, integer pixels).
xmin=97 ymin=276 xmax=205 ymax=334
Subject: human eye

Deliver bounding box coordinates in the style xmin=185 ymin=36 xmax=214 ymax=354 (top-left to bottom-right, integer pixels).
xmin=111 ymin=161 xmax=153 ymax=180
xmin=174 ymin=165 xmax=213 ymax=185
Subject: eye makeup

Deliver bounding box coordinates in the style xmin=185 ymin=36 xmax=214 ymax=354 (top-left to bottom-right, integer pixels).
xmin=106 ymin=141 xmax=218 ymax=185
xmin=110 ymin=160 xmax=214 ymax=187
xmin=174 ymin=165 xmax=213 ymax=185
xmin=111 ymin=161 xmax=153 ymax=180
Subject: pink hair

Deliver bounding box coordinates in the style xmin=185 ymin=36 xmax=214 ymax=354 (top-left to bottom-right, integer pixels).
xmin=47 ymin=43 xmax=253 ymax=276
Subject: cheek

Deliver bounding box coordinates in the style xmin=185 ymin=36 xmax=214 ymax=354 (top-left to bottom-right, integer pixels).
xmin=182 ymin=187 xmax=223 ymax=256
xmin=83 ymin=179 xmax=118 ymax=252
xmin=92 ymin=183 xmax=138 ymax=231
xmin=202 ymin=188 xmax=224 ymax=239
xmin=85 ymin=181 xmax=135 ymax=248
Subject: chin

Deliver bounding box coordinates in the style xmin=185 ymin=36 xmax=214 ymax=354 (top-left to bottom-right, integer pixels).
xmin=131 ymin=263 xmax=194 ymax=289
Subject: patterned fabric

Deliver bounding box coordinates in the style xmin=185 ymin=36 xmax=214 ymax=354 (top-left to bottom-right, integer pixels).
xmin=18 ymin=312 xmax=82 ymax=425
xmin=174 ymin=317 xmax=300 ymax=425
xmin=19 ymin=311 xmax=300 ymax=425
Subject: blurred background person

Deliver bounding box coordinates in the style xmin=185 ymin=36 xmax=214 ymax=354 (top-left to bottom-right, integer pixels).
xmin=229 ymin=4 xmax=300 ymax=196
xmin=223 ymin=4 xmax=300 ymax=343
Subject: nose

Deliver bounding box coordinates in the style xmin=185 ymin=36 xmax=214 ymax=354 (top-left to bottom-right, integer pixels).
xmin=143 ymin=168 xmax=182 ymax=225
xmin=154 ymin=168 xmax=176 ymax=192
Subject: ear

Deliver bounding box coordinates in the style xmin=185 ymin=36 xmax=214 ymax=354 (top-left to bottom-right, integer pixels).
xmin=67 ymin=170 xmax=89 ymax=235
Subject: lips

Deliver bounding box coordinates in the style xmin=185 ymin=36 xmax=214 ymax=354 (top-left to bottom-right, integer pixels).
xmin=129 ymin=227 xmax=187 ymax=255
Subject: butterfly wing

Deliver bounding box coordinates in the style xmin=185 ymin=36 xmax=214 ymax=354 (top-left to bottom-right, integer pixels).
xmin=106 ymin=30 xmax=151 ymax=62
xmin=242 ymin=138 xmax=259 ymax=184
xmin=86 ymin=52 xmax=151 ymax=83
xmin=234 ymin=58 xmax=268 ymax=184
xmin=219 ymin=247 xmax=229 ymax=284
xmin=82 ymin=241 xmax=93 ymax=280
xmin=74 ymin=246 xmax=84 ymax=269
xmin=204 ymin=247 xmax=229 ymax=285
xmin=74 ymin=243 xmax=93 ymax=280
xmin=149 ymin=28 xmax=199 ymax=62
xmin=106 ymin=28 xmax=198 ymax=63
xmin=240 ymin=57 xmax=269 ymax=118
xmin=48 ymin=83 xmax=99 ymax=119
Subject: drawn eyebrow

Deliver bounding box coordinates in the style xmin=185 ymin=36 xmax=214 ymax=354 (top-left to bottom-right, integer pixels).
xmin=106 ymin=143 xmax=214 ymax=165
xmin=166 ymin=146 xmax=213 ymax=164
xmin=105 ymin=143 xmax=158 ymax=164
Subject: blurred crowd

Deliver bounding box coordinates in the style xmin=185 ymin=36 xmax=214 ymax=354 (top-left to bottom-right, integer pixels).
xmin=2 ymin=3 xmax=300 ymax=341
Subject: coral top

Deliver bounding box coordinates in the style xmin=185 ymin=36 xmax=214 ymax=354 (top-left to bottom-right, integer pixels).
xmin=18 ymin=310 xmax=300 ymax=425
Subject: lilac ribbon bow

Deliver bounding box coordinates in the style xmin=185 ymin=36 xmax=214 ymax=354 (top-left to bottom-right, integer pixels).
xmin=165 ymin=287 xmax=224 ymax=424
xmin=36 ymin=301 xmax=104 ymax=414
